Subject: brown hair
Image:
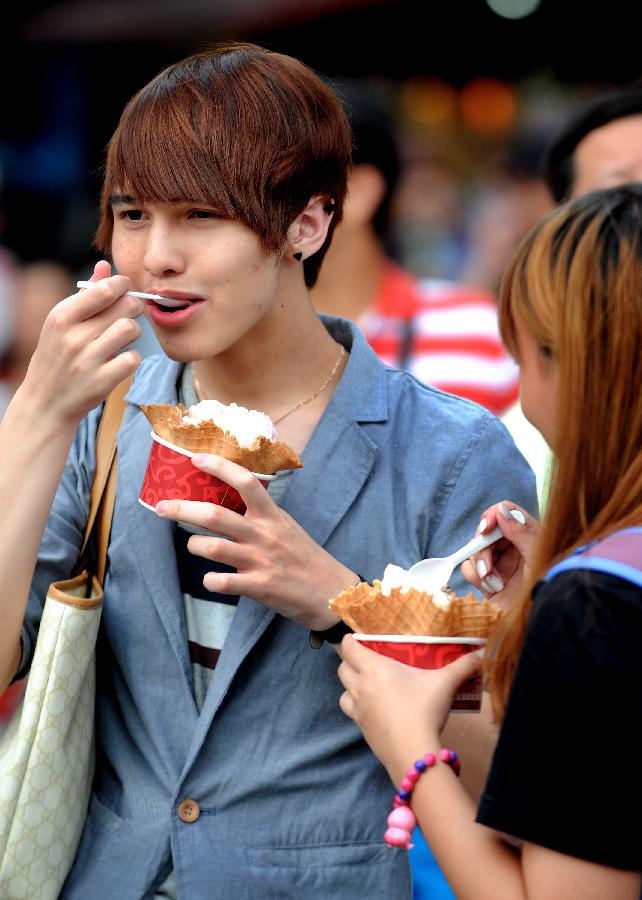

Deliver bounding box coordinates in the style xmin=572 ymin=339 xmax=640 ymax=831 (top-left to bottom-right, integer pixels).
xmin=488 ymin=183 xmax=642 ymax=718
xmin=95 ymin=43 xmax=352 ymax=288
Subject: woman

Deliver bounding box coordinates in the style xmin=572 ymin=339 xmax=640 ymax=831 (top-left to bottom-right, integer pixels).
xmin=338 ymin=183 xmax=642 ymax=899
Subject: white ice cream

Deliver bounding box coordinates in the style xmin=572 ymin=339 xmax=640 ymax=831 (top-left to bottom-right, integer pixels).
xmin=182 ymin=400 xmax=277 ymax=449
xmin=380 ymin=563 xmax=450 ymax=608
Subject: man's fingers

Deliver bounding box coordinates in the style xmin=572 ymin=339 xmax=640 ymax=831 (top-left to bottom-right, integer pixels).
xmin=338 ymin=689 xmax=356 ymax=720
xmin=70 ymin=275 xmax=140 ymax=321
xmin=190 ymin=454 xmax=273 ymax=509
xmin=154 ymin=496 xmax=251 ymax=539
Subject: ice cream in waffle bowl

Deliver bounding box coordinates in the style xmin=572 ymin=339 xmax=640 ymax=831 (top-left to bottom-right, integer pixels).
xmin=329 ymin=565 xmax=503 ymax=711
xmin=138 ymin=399 xmax=303 ymax=514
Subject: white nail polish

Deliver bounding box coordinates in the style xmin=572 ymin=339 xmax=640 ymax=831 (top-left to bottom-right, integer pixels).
xmin=477 ymin=517 xmax=488 ymax=534
xmin=487 ymin=574 xmax=504 ymax=592
xmin=498 ymin=502 xmax=510 ymax=518
xmin=510 ymin=509 xmax=526 ymax=525
xmin=480 ymin=579 xmax=492 ymax=593
xmin=476 ymin=559 xmax=488 ymax=579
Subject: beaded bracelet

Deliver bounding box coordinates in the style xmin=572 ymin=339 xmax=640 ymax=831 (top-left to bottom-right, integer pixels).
xmin=384 ymin=748 xmax=460 ymax=849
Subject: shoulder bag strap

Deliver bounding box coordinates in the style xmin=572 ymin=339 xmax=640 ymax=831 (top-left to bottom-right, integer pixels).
xmin=80 ymin=375 xmax=133 ymax=586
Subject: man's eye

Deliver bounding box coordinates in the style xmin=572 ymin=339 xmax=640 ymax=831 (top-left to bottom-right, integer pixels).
xmin=190 ymin=209 xmax=218 ymax=219
xmin=123 ymin=209 xmax=144 ymax=221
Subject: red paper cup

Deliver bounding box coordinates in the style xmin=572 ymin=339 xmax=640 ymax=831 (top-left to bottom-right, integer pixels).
xmin=139 ymin=431 xmax=276 ymax=515
xmin=353 ymin=634 xmax=486 ymax=712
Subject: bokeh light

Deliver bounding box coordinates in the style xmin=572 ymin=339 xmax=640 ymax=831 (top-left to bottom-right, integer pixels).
xmin=400 ymin=77 xmax=458 ymax=126
xmin=485 ymin=0 xmax=541 ymax=19
xmin=459 ymin=78 xmax=518 ymax=134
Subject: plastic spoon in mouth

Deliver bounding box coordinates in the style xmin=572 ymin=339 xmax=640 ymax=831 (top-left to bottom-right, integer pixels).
xmin=76 ymin=280 xmax=188 ymax=309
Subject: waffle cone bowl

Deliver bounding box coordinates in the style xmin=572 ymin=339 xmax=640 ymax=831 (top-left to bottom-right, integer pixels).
xmin=140 ymin=403 xmax=303 ymax=475
xmin=330 ymin=579 xmax=503 ymax=711
xmin=329 ymin=580 xmax=502 ymax=639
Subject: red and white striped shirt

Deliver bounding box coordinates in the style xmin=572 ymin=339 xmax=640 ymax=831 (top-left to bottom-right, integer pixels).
xmin=359 ymin=263 xmax=518 ymax=415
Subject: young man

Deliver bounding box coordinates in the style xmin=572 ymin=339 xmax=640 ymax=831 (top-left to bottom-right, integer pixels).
xmin=0 ymin=44 xmax=537 ymax=898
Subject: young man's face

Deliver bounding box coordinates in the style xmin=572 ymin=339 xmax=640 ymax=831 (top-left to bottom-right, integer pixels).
xmin=110 ymin=196 xmax=282 ymax=361
xmin=572 ymin=114 xmax=642 ymax=198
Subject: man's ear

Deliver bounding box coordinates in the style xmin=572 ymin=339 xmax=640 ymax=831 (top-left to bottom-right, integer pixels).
xmin=286 ymin=195 xmax=335 ymax=262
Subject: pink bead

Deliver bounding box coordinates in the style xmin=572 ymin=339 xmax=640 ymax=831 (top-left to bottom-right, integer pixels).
xmin=423 ymin=753 xmax=436 ymax=767
xmin=400 ymin=778 xmax=414 ymax=791
xmin=384 ymin=826 xmax=414 ymax=849
xmin=392 ymin=796 xmax=406 ymax=808
xmin=387 ymin=806 xmax=417 ymax=831
xmin=405 ymin=769 xmax=420 ymax=783
xmin=439 ymin=748 xmax=452 ymax=763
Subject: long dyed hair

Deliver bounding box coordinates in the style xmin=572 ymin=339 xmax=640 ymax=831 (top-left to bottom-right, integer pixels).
xmin=488 ymin=183 xmax=642 ymax=718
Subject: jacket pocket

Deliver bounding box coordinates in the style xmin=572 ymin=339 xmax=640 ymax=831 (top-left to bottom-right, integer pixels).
xmin=87 ymin=793 xmax=124 ymax=833
xmin=246 ymin=840 xmax=410 ymax=899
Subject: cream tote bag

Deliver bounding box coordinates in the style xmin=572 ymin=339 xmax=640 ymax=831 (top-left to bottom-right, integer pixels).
xmin=0 ymin=377 xmax=130 ymax=900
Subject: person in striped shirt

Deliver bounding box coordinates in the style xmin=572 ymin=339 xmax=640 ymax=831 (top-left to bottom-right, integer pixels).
xmin=312 ymin=79 xmax=519 ymax=417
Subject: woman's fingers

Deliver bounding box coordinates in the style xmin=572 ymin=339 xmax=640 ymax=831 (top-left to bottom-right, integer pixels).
xmin=496 ymin=501 xmax=540 ymax=555
xmin=464 ymin=499 xmax=540 ymax=600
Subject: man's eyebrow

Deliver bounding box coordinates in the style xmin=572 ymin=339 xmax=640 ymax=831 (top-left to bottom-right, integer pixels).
xmin=109 ymin=193 xmax=137 ymax=206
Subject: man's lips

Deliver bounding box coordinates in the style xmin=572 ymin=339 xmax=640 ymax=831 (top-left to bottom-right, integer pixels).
xmin=148 ymin=289 xmax=205 ymax=311
xmin=147 ymin=295 xmax=206 ymax=326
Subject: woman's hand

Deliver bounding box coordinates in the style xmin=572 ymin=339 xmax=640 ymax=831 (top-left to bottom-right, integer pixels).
xmin=337 ymin=634 xmax=482 ymax=783
xmin=461 ymin=500 xmax=540 ymax=610
xmin=18 ymin=260 xmax=143 ymax=427
xmin=154 ymin=453 xmax=358 ymax=629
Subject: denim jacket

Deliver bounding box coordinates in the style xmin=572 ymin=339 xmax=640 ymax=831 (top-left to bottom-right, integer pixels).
xmin=21 ymin=317 xmax=537 ymax=899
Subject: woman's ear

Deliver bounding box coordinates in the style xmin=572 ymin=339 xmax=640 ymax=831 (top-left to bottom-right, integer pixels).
xmin=286 ymin=195 xmax=335 ymax=263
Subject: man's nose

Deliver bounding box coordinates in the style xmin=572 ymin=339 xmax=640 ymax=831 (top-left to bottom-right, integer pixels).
xmin=143 ymin=225 xmax=185 ymax=277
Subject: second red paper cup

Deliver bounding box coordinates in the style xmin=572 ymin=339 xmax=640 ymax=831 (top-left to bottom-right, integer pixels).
xmin=353 ymin=634 xmax=486 ymax=712
xmin=139 ymin=431 xmax=275 ymax=515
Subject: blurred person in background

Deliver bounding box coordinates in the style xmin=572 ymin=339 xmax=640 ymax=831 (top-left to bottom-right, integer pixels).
xmin=458 ymin=137 xmax=553 ymax=296
xmin=0 ymin=259 xmax=75 ymax=409
xmin=543 ymin=84 xmax=642 ymax=201
xmin=502 ymin=82 xmax=642 ymax=510
xmin=312 ymin=80 xmax=519 ymax=417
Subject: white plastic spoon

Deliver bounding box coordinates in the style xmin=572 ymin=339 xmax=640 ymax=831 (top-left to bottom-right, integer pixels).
xmin=76 ymin=280 xmax=188 ymax=309
xmin=408 ymin=526 xmax=503 ymax=594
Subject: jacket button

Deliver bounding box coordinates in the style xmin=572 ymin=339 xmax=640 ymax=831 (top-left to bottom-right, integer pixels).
xmin=178 ymin=799 xmax=201 ymax=823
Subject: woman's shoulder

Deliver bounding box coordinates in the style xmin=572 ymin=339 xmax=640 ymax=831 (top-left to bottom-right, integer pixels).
xmin=530 ymin=565 xmax=642 ymax=671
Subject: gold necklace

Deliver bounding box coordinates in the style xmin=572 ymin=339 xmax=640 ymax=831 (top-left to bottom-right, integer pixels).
xmin=192 ymin=343 xmax=346 ymax=425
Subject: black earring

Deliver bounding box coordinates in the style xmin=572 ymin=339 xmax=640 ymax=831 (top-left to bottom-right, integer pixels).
xmin=293 ymin=252 xmax=303 ymax=262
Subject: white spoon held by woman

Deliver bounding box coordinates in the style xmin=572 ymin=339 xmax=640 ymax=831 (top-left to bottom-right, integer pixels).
xmin=408 ymin=526 xmax=503 ymax=596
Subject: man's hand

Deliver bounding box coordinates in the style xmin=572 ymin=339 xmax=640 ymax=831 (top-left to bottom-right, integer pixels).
xmin=155 ymin=453 xmax=358 ymax=629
